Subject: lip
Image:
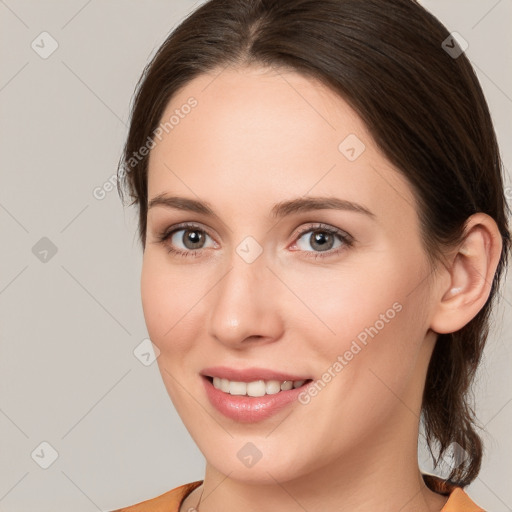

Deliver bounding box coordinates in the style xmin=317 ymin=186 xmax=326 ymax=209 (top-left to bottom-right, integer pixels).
xmin=201 ymin=366 xmax=311 ymax=382
xmin=201 ymin=368 xmax=313 ymax=423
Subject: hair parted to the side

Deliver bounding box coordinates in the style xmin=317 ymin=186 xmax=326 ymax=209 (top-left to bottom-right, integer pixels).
xmin=117 ymin=0 xmax=510 ymax=487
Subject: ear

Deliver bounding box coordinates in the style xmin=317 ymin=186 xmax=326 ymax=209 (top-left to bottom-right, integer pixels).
xmin=429 ymin=213 xmax=503 ymax=334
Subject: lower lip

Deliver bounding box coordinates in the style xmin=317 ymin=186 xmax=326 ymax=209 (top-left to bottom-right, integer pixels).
xmin=202 ymin=376 xmax=311 ymax=423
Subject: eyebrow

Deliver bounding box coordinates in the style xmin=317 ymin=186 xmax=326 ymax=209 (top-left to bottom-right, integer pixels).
xmin=147 ymin=194 xmax=376 ymax=220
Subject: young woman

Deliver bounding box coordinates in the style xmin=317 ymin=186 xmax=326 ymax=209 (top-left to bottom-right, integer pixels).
xmin=111 ymin=0 xmax=510 ymax=510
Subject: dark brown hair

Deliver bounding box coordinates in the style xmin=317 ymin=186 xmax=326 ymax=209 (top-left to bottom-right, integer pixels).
xmin=117 ymin=0 xmax=510 ymax=487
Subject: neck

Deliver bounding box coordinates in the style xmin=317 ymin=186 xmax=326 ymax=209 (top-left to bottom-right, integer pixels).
xmin=187 ymin=419 xmax=449 ymax=512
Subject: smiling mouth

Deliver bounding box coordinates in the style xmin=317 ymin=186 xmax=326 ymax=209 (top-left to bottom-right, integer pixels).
xmin=205 ymin=376 xmax=313 ymax=397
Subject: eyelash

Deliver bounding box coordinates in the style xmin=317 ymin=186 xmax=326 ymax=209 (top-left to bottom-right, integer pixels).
xmin=155 ymin=222 xmax=354 ymax=260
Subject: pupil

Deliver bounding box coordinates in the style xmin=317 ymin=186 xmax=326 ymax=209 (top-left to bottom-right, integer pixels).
xmin=311 ymin=231 xmax=333 ymax=251
xmin=185 ymin=230 xmax=203 ymax=249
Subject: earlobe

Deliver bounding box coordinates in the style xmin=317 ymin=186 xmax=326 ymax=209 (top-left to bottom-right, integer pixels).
xmin=430 ymin=213 xmax=503 ymax=335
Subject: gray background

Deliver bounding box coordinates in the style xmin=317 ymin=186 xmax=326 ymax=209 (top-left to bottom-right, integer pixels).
xmin=0 ymin=1 xmax=511 ymax=510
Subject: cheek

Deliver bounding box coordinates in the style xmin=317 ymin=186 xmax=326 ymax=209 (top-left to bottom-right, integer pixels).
xmin=140 ymin=254 xmax=208 ymax=412
xmin=286 ymin=252 xmax=430 ymax=400
xmin=140 ymin=253 xmax=207 ymax=351
xmin=140 ymin=257 xmax=169 ymax=342
xmin=285 ymin=255 xmax=418 ymax=348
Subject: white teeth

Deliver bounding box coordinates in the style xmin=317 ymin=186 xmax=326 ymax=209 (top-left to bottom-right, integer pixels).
xmin=220 ymin=378 xmax=230 ymax=393
xmin=229 ymin=381 xmax=247 ymax=395
xmin=246 ymin=380 xmax=266 ymax=397
xmin=280 ymin=380 xmax=293 ymax=391
xmin=211 ymin=377 xmax=308 ymax=396
xmin=213 ymin=376 xmax=233 ymax=393
xmin=265 ymin=380 xmax=282 ymax=395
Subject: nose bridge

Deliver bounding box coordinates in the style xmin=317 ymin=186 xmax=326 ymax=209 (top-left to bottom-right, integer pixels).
xmin=207 ymin=242 xmax=282 ymax=346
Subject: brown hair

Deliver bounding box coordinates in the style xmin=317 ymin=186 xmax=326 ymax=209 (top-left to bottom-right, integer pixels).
xmin=117 ymin=0 xmax=510 ymax=486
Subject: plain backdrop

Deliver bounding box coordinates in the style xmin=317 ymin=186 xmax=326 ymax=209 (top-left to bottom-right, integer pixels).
xmin=1 ymin=1 xmax=511 ymax=510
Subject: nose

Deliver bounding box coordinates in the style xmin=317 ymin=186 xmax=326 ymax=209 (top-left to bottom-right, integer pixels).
xmin=207 ymin=250 xmax=285 ymax=349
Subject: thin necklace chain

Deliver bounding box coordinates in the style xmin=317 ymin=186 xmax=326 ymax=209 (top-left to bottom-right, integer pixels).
xmin=193 ymin=485 xmax=205 ymax=511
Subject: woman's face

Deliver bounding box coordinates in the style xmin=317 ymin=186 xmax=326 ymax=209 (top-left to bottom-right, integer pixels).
xmin=142 ymin=65 xmax=441 ymax=482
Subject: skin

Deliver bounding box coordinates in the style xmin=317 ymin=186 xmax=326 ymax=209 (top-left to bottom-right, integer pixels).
xmin=141 ymin=64 xmax=502 ymax=512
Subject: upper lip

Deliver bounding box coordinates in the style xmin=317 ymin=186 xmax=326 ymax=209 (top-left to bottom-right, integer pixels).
xmin=201 ymin=366 xmax=311 ymax=382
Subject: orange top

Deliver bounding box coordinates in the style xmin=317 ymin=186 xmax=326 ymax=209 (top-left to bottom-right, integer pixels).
xmin=110 ymin=474 xmax=485 ymax=512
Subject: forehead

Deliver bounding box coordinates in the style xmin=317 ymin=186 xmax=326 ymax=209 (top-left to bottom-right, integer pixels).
xmin=150 ymin=65 xmax=364 ymax=171
xmin=147 ymin=65 xmax=417 ymax=224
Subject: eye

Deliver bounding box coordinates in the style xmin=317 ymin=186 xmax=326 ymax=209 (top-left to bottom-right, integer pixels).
xmin=156 ymin=223 xmax=216 ymax=258
xmin=154 ymin=222 xmax=353 ymax=260
xmin=290 ymin=223 xmax=353 ymax=259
